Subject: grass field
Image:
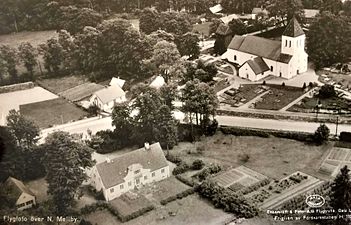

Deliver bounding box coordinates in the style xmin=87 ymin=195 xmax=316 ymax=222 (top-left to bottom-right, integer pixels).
xmin=255 ymin=85 xmax=305 ymax=110
xmin=20 ymin=97 xmax=88 ymax=128
xmin=0 ymin=86 xmax=58 ymax=125
xmin=110 ymin=193 xmax=153 ymax=219
xmin=37 ymin=75 xmax=89 ymax=94
xmin=193 ymin=22 xmax=212 ymax=37
xmin=0 ymin=30 xmax=57 ymax=48
xmin=171 ymin=134 xmax=331 ymax=180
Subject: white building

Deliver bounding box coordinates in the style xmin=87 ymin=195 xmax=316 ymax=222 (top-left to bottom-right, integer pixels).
xmin=221 ymin=17 xmax=308 ymax=81
xmin=91 ymin=142 xmax=170 ymax=201
xmin=89 ymin=85 xmax=126 ymax=113
xmin=109 ymin=77 xmax=125 ymax=89
xmin=4 ymin=177 xmax=36 ymax=210
xmin=149 ymin=75 xmax=165 ymax=89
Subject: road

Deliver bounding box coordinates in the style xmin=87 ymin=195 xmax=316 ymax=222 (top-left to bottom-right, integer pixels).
xmin=39 ymin=112 xmax=351 ymax=143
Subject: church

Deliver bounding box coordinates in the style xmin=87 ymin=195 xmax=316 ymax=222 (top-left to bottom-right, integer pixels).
xmin=221 ymin=18 xmax=308 ymax=82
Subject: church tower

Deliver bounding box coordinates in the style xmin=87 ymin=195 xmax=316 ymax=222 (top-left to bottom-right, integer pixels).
xmin=281 ymin=17 xmax=306 ymax=56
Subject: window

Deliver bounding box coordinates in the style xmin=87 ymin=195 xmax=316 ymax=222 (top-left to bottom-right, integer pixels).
xmin=134 ymin=169 xmax=140 ymax=174
xmin=234 ymin=55 xmax=237 ymax=61
xmin=161 ymin=168 xmax=165 ymax=173
xmin=110 ymin=188 xmax=114 ymax=193
xmin=128 ymin=181 xmax=132 ymax=186
xmin=144 ymin=175 xmax=147 ymax=180
xmin=289 ymin=41 xmax=291 ymax=47
xmin=152 ymin=172 xmax=155 ymax=177
xmin=270 ymin=66 xmax=273 ymax=72
xmin=26 ymin=200 xmax=34 ymax=205
xmin=285 ymin=40 xmax=287 ymax=47
xmin=279 ymin=72 xmax=282 ymax=77
xmin=120 ymin=184 xmax=124 ymax=189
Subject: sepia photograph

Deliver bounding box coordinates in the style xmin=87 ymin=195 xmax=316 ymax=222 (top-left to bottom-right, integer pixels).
xmin=0 ymin=0 xmax=351 ymax=224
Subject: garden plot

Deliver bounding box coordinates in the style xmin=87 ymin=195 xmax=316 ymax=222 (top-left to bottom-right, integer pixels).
xmin=0 ymin=86 xmax=58 ymax=125
xmin=211 ymin=166 xmax=267 ymax=189
xmin=244 ymin=171 xmax=324 ymax=210
xmin=319 ymin=147 xmax=351 ymax=177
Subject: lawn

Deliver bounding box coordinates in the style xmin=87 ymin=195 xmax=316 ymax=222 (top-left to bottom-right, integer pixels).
xmin=192 ymin=22 xmax=212 ymax=37
xmin=36 ymin=75 xmax=89 ymax=94
xmin=138 ymin=177 xmax=191 ymax=203
xmin=0 ymin=86 xmax=58 ymax=125
xmin=0 ymin=30 xmax=57 ymax=48
xmin=20 ymin=97 xmax=89 ymax=128
xmin=86 ymin=194 xmax=232 ymax=225
xmin=255 ymin=85 xmax=305 ymax=110
xmin=171 ymin=134 xmax=331 ymax=180
xmin=110 ymin=193 xmax=154 ymax=219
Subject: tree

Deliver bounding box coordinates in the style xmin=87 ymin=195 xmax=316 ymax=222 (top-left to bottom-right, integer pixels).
xmin=6 ymin=110 xmax=39 ymax=149
xmin=343 ymin=0 xmax=351 ymax=17
xmin=39 ymin=38 xmax=64 ymax=76
xmin=268 ymin=0 xmax=304 ymax=23
xmin=161 ymin=11 xmax=191 ymax=35
xmin=209 ymin=18 xmax=222 ymax=35
xmin=228 ymin=19 xmax=247 ymax=35
xmin=306 ymin=12 xmax=351 ymax=69
xmin=43 ymin=131 xmax=93 ymax=214
xmin=18 ymin=42 xmax=38 ymax=79
xmin=320 ymin=0 xmax=343 ymax=15
xmin=160 ymin=84 xmax=178 ymax=110
xmin=111 ymin=103 xmax=134 ymax=147
xmin=176 ymin=32 xmax=200 ymax=59
xmin=58 ymin=30 xmax=77 ymax=72
xmin=183 ymin=60 xmax=217 ymax=83
xmin=140 ymin=8 xmax=160 ymax=34
xmin=0 ymin=45 xmax=18 ymax=81
xmin=154 ymin=105 xmax=178 ymax=150
xmin=318 ymin=84 xmax=336 ymax=99
xmin=145 ymin=40 xmax=181 ymax=82
xmin=313 ymin=123 xmax=330 ymax=144
xmin=147 ymin=30 xmax=175 ymax=46
xmin=330 ymin=166 xmax=351 ymax=225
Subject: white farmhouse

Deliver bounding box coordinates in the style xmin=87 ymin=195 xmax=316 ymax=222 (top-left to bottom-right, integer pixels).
xmin=4 ymin=177 xmax=36 ymax=210
xmin=89 ymin=85 xmax=126 ymax=113
xmin=221 ymin=17 xmax=308 ymax=81
xmin=91 ymin=142 xmax=170 ymax=201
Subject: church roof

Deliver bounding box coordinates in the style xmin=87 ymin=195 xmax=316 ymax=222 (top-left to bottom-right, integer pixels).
xmin=245 ymin=57 xmax=270 ymax=75
xmin=228 ymin=35 xmax=292 ymax=64
xmin=283 ymin=17 xmax=305 ymax=37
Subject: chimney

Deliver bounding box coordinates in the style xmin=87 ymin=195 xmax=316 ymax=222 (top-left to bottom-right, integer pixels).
xmin=106 ymin=157 xmax=111 ymax=163
xmin=144 ymin=142 xmax=150 ymax=150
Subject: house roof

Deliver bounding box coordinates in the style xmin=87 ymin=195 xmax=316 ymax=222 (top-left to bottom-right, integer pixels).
xmin=252 ymin=7 xmax=268 ymax=15
xmin=209 ymin=4 xmax=223 ymax=14
xmin=220 ymin=14 xmax=239 ymax=24
xmin=150 ymin=75 xmax=165 ymax=89
xmin=94 ymin=85 xmax=125 ymax=104
xmin=109 ymin=77 xmax=125 ymax=88
xmin=283 ymin=17 xmax=305 ymax=37
xmin=245 ymin=57 xmax=270 ymax=75
xmin=96 ymin=142 xmax=168 ymax=189
xmin=216 ymin=23 xmax=232 ymax=36
xmin=4 ymin=177 xmax=35 ymax=201
xmin=303 ymin=9 xmax=320 ymax=19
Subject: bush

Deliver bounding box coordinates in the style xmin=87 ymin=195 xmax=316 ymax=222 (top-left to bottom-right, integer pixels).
xmin=175 ymin=175 xmax=196 ymax=187
xmin=87 ymin=130 xmax=121 ymax=154
xmin=302 ymin=82 xmax=306 ymax=89
xmin=166 ymin=154 xmax=182 ymax=166
xmin=313 ymin=123 xmax=330 ymax=145
xmin=240 ymin=179 xmax=271 ymax=195
xmin=318 ymin=84 xmax=336 ymax=99
xmin=204 ymin=119 xmax=218 ymax=136
xmin=172 ymin=162 xmax=190 ymax=175
xmin=239 ymin=154 xmax=250 ymax=163
xmin=192 ymin=159 xmax=205 ymax=170
xmin=160 ymin=188 xmax=195 ymax=205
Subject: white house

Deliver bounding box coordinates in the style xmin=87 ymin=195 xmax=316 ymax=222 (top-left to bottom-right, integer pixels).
xmin=221 ymin=17 xmax=308 ymax=81
xmin=209 ymin=4 xmax=223 ymax=14
xmin=90 ymin=85 xmax=126 ymax=113
xmin=251 ymin=7 xmax=269 ymax=20
xmin=109 ymin=77 xmax=125 ymax=89
xmin=4 ymin=177 xmax=36 ymax=210
xmin=91 ymin=142 xmax=170 ymax=201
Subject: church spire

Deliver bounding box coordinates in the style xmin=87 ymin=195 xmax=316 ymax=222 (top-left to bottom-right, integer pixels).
xmin=283 ymin=17 xmax=304 ymax=37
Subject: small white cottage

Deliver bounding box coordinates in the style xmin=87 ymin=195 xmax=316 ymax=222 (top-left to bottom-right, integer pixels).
xmin=4 ymin=177 xmax=36 ymax=210
xmin=90 ymin=85 xmax=126 ymax=113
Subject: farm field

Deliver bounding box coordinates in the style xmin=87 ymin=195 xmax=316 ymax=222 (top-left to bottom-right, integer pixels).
xmin=0 ymin=86 xmax=58 ymax=125
xmin=319 ymin=147 xmax=351 ymax=177
xmin=171 ymin=134 xmax=331 ymax=180
xmin=0 ymin=30 xmax=57 ymax=48
xmin=20 ymin=98 xmax=89 ymax=128
xmin=85 ymin=194 xmax=232 ymax=225
xmin=37 ymin=75 xmax=89 ymax=94
xmin=255 ymin=85 xmax=305 ymax=110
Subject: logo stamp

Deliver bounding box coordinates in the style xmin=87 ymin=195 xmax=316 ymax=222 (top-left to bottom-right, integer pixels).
xmin=306 ymin=194 xmax=325 ymax=208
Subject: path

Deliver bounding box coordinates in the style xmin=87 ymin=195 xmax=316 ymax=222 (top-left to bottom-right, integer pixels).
xmin=279 ymin=87 xmax=317 ymax=112
xmin=239 ymin=90 xmax=270 ymax=109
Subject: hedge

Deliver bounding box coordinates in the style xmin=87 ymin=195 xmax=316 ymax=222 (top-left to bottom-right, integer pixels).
xmin=119 ymin=205 xmax=155 ymax=222
xmin=160 ymin=188 xmax=195 ymax=205
xmin=175 ymin=175 xmax=196 ymax=187
xmin=340 ymin=132 xmax=351 ymax=142
xmin=219 ymin=126 xmax=314 ymax=142
xmin=172 ymin=162 xmax=190 ymax=175
xmin=239 ymin=178 xmax=271 ymax=195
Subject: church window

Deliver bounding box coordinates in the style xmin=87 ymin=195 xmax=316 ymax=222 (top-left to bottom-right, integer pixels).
xmin=270 ymin=66 xmax=273 ymax=72
xmin=285 ymin=40 xmax=287 ymax=47
xmin=289 ymin=41 xmax=291 ymax=47
xmin=234 ymin=55 xmax=237 ymax=61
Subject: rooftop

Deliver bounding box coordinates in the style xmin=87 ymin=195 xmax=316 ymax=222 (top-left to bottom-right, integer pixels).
xmin=4 ymin=177 xmax=35 ymax=202
xmin=94 ymin=85 xmax=125 ymax=104
xmin=282 ymin=17 xmax=305 ymax=37
xmin=96 ymin=142 xmax=168 ymax=188
xmin=245 ymin=57 xmax=270 ymax=75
